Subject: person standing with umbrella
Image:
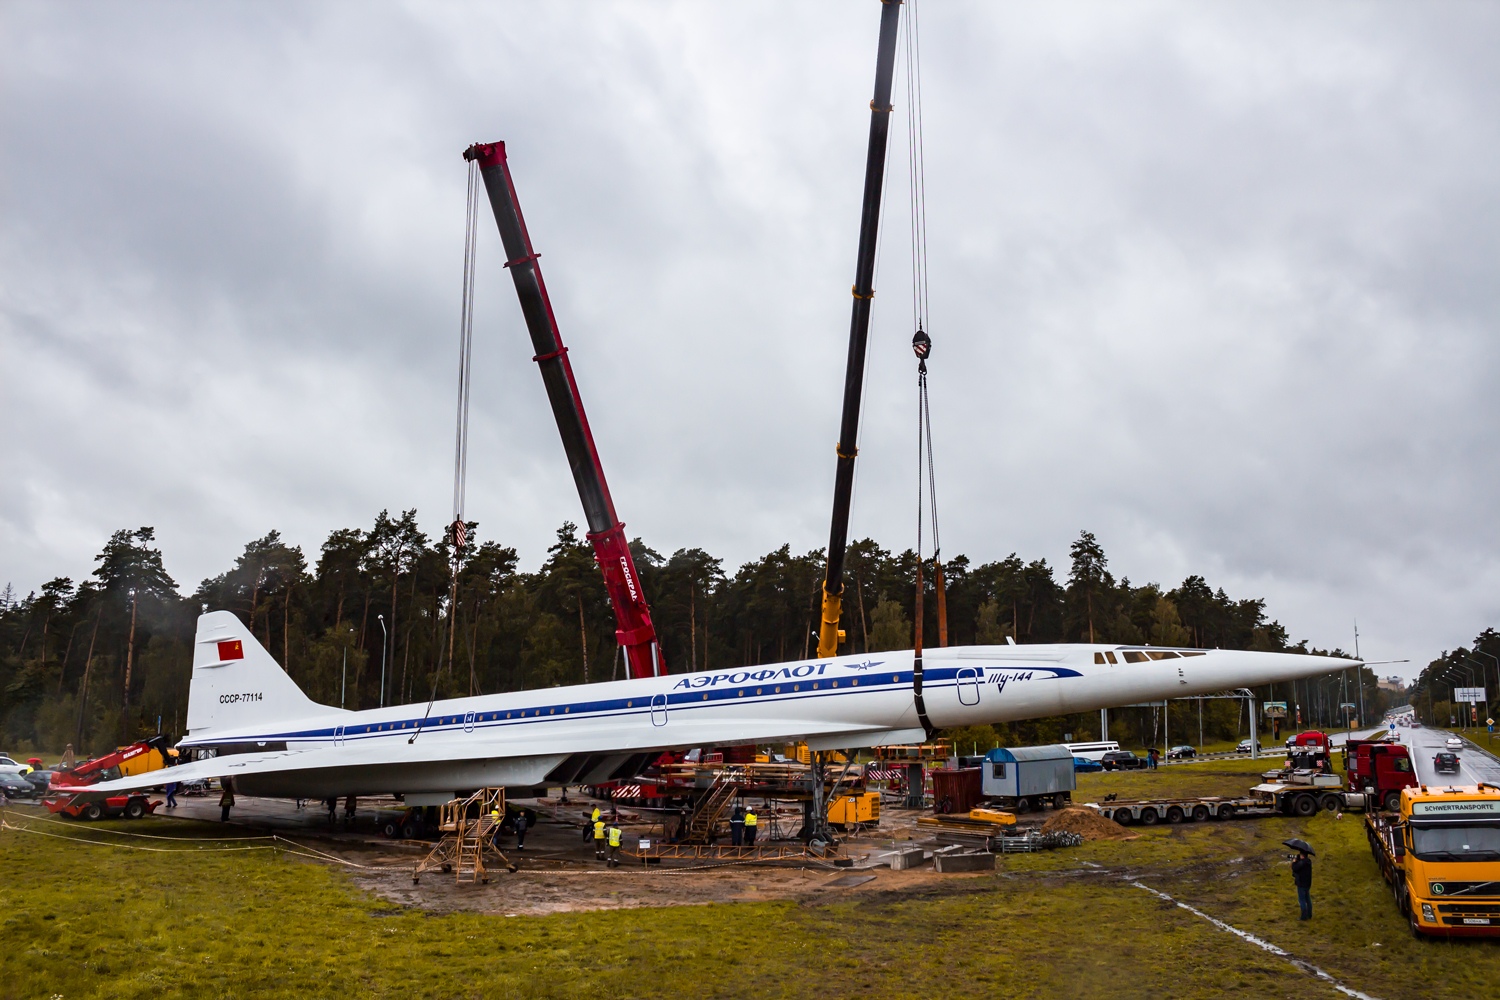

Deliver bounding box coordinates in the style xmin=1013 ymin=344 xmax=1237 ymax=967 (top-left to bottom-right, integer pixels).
xmin=1285 ymin=839 xmax=1314 ymax=920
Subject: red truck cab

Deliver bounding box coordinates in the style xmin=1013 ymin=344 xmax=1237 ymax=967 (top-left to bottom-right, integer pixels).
xmin=1345 ymin=738 xmax=1418 ymax=812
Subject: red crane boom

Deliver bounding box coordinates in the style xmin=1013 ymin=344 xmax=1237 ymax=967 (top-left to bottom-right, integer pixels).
xmin=463 ymin=141 xmax=664 ymax=679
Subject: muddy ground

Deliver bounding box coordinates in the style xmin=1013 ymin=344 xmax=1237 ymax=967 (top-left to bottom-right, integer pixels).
xmin=132 ymin=792 xmax=1061 ymax=915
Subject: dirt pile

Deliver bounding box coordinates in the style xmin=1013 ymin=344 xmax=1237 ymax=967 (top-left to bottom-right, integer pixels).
xmin=1040 ymin=807 xmax=1137 ymax=841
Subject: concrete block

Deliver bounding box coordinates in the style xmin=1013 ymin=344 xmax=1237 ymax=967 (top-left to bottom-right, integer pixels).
xmin=934 ymin=852 xmax=995 ymax=873
xmin=888 ymin=849 xmax=928 ymax=870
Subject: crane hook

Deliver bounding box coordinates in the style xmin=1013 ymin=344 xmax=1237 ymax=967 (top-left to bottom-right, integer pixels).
xmin=912 ymin=329 xmax=931 ymax=361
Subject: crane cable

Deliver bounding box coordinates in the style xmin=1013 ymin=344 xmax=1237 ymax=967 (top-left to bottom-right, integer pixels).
xmin=905 ymin=0 xmax=944 ymax=652
xmin=904 ymin=0 xmax=930 ymax=340
xmin=443 ymin=156 xmax=480 ymax=697
xmin=903 ymin=0 xmax=942 ymax=741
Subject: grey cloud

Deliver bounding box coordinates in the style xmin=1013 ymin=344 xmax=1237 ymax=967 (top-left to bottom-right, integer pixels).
xmin=3 ymin=1 xmax=1497 ymax=678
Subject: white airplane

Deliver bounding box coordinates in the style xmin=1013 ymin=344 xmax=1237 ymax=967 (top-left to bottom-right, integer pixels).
xmin=77 ymin=610 xmax=1354 ymax=804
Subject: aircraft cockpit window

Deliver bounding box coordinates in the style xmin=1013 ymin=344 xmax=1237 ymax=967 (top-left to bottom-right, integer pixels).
xmin=1121 ymin=651 xmax=1149 ymax=663
xmin=1146 ymin=651 xmax=1179 ymax=661
xmin=1178 ymin=651 xmax=1206 ymax=657
xmin=1094 ymin=652 xmax=1106 ymax=665
xmin=1105 ymin=651 xmax=1118 ymax=664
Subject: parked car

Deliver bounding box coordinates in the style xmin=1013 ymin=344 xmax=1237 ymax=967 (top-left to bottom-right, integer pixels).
xmin=1235 ymin=739 xmax=1260 ymax=753
xmin=1073 ymin=756 xmax=1104 ymax=773
xmin=0 ymin=772 xmax=37 ymax=798
xmin=1167 ymin=745 xmax=1196 ymax=760
xmin=1101 ymin=750 xmax=1147 ymax=771
xmin=1445 ymin=736 xmax=1465 ymax=750
xmin=0 ymin=754 xmax=25 ymax=776
xmin=23 ymin=770 xmax=54 ymax=795
xmin=1433 ymin=752 xmax=1461 ymax=774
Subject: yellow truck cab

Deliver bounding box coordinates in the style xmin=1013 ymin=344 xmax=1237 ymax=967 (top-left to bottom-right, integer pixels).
xmin=1366 ymin=783 xmax=1500 ymax=937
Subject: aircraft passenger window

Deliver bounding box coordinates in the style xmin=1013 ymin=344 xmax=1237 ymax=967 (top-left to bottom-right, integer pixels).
xmin=1094 ymin=652 xmax=1106 ymax=665
xmin=1122 ymin=651 xmax=1149 ymax=663
xmin=1105 ymin=652 xmax=1118 ymax=664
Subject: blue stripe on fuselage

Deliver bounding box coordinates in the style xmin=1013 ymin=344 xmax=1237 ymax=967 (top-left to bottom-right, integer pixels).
xmin=182 ymin=664 xmax=1084 ymax=748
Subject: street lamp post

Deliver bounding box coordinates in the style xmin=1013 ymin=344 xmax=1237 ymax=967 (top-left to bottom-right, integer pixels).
xmin=1442 ymin=667 xmax=1472 ymax=729
xmin=379 ymin=615 xmax=389 ymax=709
xmin=1471 ymin=650 xmax=1498 ymax=734
xmin=1455 ymin=661 xmax=1481 ymax=729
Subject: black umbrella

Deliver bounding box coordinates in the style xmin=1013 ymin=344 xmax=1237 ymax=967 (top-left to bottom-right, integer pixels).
xmin=1283 ymin=838 xmax=1315 ymax=855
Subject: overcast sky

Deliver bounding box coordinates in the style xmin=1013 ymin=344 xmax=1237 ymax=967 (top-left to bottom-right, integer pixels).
xmin=3 ymin=1 xmax=1497 ymax=680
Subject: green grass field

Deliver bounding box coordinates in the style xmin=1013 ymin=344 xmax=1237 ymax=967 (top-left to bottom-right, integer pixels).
xmin=4 ymin=759 xmax=1497 ymax=1000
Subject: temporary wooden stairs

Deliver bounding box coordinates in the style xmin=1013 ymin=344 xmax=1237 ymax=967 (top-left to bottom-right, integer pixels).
xmin=413 ymin=787 xmax=516 ymax=885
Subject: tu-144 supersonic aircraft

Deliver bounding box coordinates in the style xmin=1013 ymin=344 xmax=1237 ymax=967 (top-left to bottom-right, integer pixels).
xmin=79 ymin=611 xmax=1354 ymax=803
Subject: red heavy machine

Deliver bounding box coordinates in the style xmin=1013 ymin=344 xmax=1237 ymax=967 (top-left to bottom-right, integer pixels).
xmin=462 ymin=141 xmax=664 ymax=680
xmin=45 ymin=735 xmax=171 ymax=820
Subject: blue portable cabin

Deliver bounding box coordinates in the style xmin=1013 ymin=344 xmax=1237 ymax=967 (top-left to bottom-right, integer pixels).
xmin=981 ymin=744 xmax=1077 ymax=805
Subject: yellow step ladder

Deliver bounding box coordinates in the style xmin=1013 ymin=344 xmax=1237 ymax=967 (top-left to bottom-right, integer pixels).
xmin=413 ymin=788 xmax=516 ymax=885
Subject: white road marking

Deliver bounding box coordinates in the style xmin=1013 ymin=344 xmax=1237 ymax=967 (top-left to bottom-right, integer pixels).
xmin=1130 ymin=881 xmax=1381 ymax=1000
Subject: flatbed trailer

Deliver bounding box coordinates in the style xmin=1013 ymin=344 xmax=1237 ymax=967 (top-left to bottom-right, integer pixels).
xmin=1094 ymin=796 xmax=1275 ymax=825
xmin=1097 ymin=784 xmax=1391 ymax=825
xmin=1091 ymin=738 xmax=1421 ymax=826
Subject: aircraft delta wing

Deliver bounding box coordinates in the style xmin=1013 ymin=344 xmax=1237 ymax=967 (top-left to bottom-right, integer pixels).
xmin=81 ymin=610 xmax=1353 ymax=800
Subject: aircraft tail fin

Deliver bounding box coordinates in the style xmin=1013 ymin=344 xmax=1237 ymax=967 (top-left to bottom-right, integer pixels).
xmin=185 ymin=610 xmax=326 ymax=736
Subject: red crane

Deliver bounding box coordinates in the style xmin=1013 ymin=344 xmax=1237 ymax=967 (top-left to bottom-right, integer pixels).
xmin=463 ymin=141 xmax=664 ymax=679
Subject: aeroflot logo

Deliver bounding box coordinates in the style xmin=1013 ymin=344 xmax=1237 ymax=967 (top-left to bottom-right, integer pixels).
xmin=674 ymin=663 xmax=834 ymax=690
xmin=620 ymin=558 xmax=639 ymax=601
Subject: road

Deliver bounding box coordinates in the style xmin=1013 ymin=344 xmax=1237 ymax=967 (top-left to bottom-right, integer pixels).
xmin=1396 ymin=725 xmax=1500 ymax=786
xmin=1171 ymin=727 xmax=1384 ymax=766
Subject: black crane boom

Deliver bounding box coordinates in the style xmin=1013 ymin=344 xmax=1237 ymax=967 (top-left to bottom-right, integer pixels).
xmin=817 ymin=0 xmax=903 ymax=658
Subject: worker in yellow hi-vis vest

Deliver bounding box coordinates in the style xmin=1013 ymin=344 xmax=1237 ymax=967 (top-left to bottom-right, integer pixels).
xmin=585 ymin=804 xmax=601 ymax=842
xmin=593 ymin=817 xmax=607 ymax=858
xmin=607 ymin=825 xmax=622 ymax=867
xmin=744 ymin=807 xmax=758 ymax=846
xmin=490 ymin=807 xmax=502 ymax=849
